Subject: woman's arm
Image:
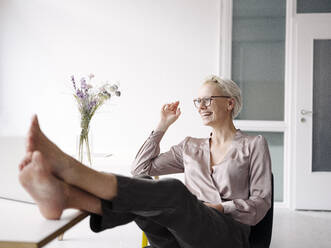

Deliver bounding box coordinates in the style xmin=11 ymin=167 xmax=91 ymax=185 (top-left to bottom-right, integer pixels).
xmin=221 ymin=136 xmax=272 ymax=226
xmin=131 ymin=131 xmax=186 ymax=176
xmin=131 ymin=101 xmax=185 ymax=176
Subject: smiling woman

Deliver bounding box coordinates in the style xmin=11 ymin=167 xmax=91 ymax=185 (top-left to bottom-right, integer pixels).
xmin=204 ymin=77 xmax=242 ymax=116
xmin=193 ymin=77 xmax=242 ymax=168
xmin=129 ymin=75 xmax=272 ymax=247
xmin=18 ymin=75 xmax=272 ymax=248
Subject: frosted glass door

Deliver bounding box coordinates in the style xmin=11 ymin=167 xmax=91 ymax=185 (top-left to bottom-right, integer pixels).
xmin=297 ymin=0 xmax=331 ymax=13
xmin=232 ymin=0 xmax=286 ymax=120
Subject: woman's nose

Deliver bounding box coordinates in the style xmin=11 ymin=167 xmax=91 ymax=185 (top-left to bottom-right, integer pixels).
xmin=198 ymin=103 xmax=207 ymax=112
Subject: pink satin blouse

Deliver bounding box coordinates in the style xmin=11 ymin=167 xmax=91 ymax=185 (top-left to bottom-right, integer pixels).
xmin=131 ymin=130 xmax=272 ymax=226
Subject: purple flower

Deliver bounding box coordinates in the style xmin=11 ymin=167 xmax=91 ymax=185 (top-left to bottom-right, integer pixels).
xmin=76 ymin=89 xmax=84 ymax=98
xmin=80 ymin=78 xmax=89 ymax=94
xmin=71 ymin=75 xmax=120 ymax=119
xmin=81 ymin=78 xmax=87 ymax=88
xmin=71 ymin=75 xmax=76 ymax=90
xmin=88 ymin=100 xmax=97 ymax=111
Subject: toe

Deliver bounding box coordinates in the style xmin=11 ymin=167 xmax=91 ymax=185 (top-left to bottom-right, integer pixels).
xmin=20 ymin=152 xmax=33 ymax=169
xmin=26 ymin=115 xmax=41 ymax=152
xmin=26 ymin=129 xmax=35 ymax=152
xmin=32 ymin=151 xmax=51 ymax=174
xmin=32 ymin=151 xmax=43 ymax=167
xmin=32 ymin=115 xmax=41 ymax=131
xmin=18 ymin=165 xmax=32 ymax=188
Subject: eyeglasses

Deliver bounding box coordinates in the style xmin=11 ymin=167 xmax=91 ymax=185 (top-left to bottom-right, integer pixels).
xmin=193 ymin=95 xmax=231 ymax=108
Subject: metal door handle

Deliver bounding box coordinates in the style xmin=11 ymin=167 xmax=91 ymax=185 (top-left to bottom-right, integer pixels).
xmin=300 ymin=109 xmax=313 ymax=115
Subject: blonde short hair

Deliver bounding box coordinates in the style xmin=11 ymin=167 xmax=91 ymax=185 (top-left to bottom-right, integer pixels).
xmin=204 ymin=75 xmax=242 ymax=119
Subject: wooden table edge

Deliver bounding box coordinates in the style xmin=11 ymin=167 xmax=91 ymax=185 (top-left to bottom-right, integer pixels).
xmin=0 ymin=211 xmax=89 ymax=248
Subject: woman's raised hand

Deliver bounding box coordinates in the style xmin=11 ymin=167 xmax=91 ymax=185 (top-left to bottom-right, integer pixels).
xmin=155 ymin=101 xmax=181 ymax=132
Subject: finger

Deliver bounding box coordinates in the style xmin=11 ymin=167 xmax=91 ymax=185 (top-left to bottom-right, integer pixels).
xmin=161 ymin=104 xmax=167 ymax=112
xmin=176 ymin=107 xmax=181 ymax=117
xmin=173 ymin=101 xmax=179 ymax=109
xmin=169 ymin=104 xmax=175 ymax=111
xmin=170 ymin=101 xmax=179 ymax=111
xmin=162 ymin=104 xmax=171 ymax=112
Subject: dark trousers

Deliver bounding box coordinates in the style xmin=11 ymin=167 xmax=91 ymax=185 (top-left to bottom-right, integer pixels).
xmin=89 ymin=174 xmax=250 ymax=248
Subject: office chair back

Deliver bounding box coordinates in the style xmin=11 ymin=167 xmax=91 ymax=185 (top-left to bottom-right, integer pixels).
xmin=249 ymin=173 xmax=274 ymax=248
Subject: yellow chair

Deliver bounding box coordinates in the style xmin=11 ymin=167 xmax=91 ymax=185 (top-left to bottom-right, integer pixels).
xmin=142 ymin=232 xmax=148 ymax=247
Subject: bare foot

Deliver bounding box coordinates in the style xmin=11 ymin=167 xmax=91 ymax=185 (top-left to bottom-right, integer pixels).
xmin=24 ymin=115 xmax=72 ymax=178
xmin=19 ymin=151 xmax=68 ymax=220
xmin=23 ymin=115 xmax=118 ymax=202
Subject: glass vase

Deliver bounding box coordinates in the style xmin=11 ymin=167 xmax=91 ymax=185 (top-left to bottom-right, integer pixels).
xmin=77 ymin=120 xmax=93 ymax=167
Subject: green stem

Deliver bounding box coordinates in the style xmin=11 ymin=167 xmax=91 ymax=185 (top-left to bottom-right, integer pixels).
xmin=78 ymin=117 xmax=92 ymax=166
xmin=79 ymin=133 xmax=84 ymax=163
xmin=85 ymin=134 xmax=92 ymax=167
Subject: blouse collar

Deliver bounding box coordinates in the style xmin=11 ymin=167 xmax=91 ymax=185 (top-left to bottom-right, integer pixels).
xmin=209 ymin=129 xmax=242 ymax=139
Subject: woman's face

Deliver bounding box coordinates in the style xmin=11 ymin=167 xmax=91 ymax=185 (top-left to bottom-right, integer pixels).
xmin=196 ymin=83 xmax=234 ymax=127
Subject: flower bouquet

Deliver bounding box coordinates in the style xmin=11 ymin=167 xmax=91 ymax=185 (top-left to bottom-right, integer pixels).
xmin=71 ymin=74 xmax=121 ymax=166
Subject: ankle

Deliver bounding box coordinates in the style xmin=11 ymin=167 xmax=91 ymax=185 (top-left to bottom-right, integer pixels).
xmin=57 ymin=154 xmax=75 ymax=180
xmin=106 ymin=174 xmax=118 ymax=199
xmin=96 ymin=172 xmax=118 ymax=200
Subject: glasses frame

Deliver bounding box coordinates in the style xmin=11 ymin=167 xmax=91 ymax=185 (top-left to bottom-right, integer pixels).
xmin=193 ymin=95 xmax=231 ymax=108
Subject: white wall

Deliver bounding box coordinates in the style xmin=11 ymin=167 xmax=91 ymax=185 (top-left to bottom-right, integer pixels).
xmin=0 ymin=0 xmax=220 ymax=166
xmin=0 ymin=1 xmax=219 ymax=245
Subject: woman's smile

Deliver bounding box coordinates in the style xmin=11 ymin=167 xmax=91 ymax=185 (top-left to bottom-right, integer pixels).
xmin=200 ymin=111 xmax=213 ymax=118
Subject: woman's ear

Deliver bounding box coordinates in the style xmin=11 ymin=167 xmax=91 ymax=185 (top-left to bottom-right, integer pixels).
xmin=227 ymin=98 xmax=235 ymax=111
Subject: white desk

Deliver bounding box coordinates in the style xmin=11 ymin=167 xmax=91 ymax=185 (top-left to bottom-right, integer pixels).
xmin=0 ymin=136 xmax=134 ymax=247
xmin=0 ymin=198 xmax=88 ymax=248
